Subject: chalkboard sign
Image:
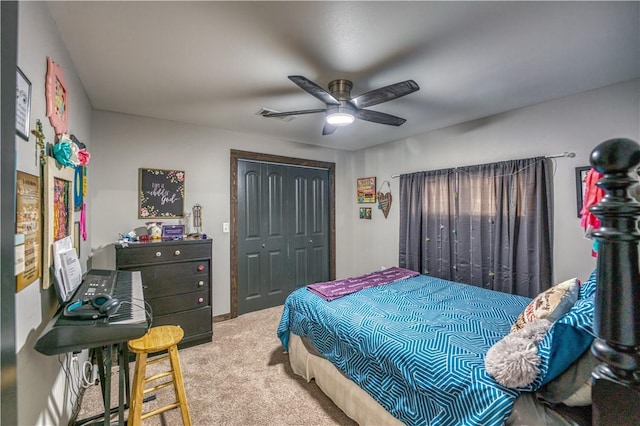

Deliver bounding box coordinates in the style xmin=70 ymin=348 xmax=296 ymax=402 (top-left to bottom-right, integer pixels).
xmin=138 ymin=168 xmax=185 ymax=218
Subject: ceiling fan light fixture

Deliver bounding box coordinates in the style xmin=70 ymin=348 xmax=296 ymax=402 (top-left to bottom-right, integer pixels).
xmin=326 ymin=112 xmax=355 ymax=126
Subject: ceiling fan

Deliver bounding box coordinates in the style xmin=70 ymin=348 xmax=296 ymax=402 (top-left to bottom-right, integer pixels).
xmin=261 ymin=75 xmax=420 ymax=135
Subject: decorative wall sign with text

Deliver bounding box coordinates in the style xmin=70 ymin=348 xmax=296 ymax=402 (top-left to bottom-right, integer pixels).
xmin=139 ymin=168 xmax=185 ymax=218
xmin=357 ymin=177 xmax=376 ymax=203
xmin=377 ymin=180 xmax=392 ymax=219
xmin=16 ymin=171 xmax=41 ymax=291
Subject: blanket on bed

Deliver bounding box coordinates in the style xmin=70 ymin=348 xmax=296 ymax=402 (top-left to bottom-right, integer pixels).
xmin=306 ymin=266 xmax=419 ymax=301
xmin=278 ymin=274 xmax=532 ymax=426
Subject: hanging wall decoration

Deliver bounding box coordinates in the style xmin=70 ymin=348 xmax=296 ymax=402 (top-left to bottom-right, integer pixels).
xmin=31 ymin=119 xmax=47 ymax=166
xmin=16 ymin=67 xmax=32 ymax=141
xmin=377 ymin=180 xmax=392 ymax=219
xmin=16 ymin=171 xmax=41 ymax=291
xmin=139 ymin=168 xmax=185 ymax=218
xmin=357 ymin=177 xmax=376 ymax=203
xmin=45 ymin=57 xmax=68 ymax=135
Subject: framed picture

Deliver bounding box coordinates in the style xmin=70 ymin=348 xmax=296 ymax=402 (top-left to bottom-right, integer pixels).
xmin=45 ymin=57 xmax=69 ymax=135
xmin=139 ymin=168 xmax=185 ymax=218
xmin=359 ymin=207 xmax=372 ymax=220
xmin=43 ymin=161 xmax=75 ymax=289
xmin=357 ymin=177 xmax=376 ymax=203
xmin=15 ymin=67 xmax=32 ymax=140
xmin=16 ymin=171 xmax=41 ymax=291
xmin=575 ymin=166 xmax=591 ymax=218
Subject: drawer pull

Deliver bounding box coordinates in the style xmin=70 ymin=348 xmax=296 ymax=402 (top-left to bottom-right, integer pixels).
xmin=198 ymin=297 xmax=204 ymax=304
xmin=198 ymin=280 xmax=204 ymax=287
xmin=197 ymin=264 xmax=204 ymax=271
xmin=155 ymin=251 xmax=162 ymax=257
xmin=174 ymin=250 xmax=181 ymax=256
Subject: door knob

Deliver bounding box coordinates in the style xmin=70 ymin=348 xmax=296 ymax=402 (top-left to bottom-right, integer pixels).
xmin=262 ymin=244 xmax=266 ymax=248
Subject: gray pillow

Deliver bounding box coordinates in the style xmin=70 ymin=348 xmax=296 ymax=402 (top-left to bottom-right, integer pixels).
xmin=485 ymin=319 xmax=552 ymax=388
xmin=537 ymin=349 xmax=598 ymax=406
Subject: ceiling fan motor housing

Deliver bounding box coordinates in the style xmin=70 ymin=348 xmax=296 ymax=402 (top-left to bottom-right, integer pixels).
xmin=328 ymin=79 xmax=353 ymax=101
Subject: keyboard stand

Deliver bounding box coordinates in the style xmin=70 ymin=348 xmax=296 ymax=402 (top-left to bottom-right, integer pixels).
xmin=73 ymin=343 xmax=155 ymax=426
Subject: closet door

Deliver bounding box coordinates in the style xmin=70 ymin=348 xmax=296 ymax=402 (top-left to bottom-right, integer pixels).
xmin=237 ymin=161 xmax=288 ymax=314
xmin=289 ymin=167 xmax=330 ymax=290
xmin=237 ymin=161 xmax=330 ymax=314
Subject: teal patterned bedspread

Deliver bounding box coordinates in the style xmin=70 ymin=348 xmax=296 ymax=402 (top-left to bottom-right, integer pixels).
xmin=277 ymin=274 xmax=532 ymax=425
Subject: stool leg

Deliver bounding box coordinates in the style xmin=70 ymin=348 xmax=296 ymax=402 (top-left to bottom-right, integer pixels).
xmin=168 ymin=345 xmax=191 ymax=426
xmin=128 ymin=352 xmax=147 ymax=426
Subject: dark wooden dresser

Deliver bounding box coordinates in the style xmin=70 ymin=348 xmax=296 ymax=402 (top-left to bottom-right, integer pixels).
xmin=115 ymin=239 xmax=213 ymax=348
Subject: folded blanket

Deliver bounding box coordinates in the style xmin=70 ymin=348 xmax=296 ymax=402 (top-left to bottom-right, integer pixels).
xmin=307 ymin=266 xmax=419 ymax=301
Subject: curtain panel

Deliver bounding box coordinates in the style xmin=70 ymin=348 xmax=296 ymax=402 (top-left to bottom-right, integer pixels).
xmin=399 ymin=157 xmax=553 ymax=298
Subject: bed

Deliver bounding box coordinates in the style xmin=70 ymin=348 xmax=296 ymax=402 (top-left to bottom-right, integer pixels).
xmin=277 ymin=138 xmax=640 ymax=426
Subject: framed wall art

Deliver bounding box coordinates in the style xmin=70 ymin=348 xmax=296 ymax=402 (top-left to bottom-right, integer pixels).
xmin=359 ymin=207 xmax=372 ymax=220
xmin=357 ymin=177 xmax=376 ymax=203
xmin=15 ymin=67 xmax=32 ymax=140
xmin=139 ymin=168 xmax=185 ymax=218
xmin=575 ymin=166 xmax=591 ymax=218
xmin=43 ymin=161 xmax=75 ymax=289
xmin=45 ymin=57 xmax=68 ymax=135
xmin=16 ymin=171 xmax=41 ymax=291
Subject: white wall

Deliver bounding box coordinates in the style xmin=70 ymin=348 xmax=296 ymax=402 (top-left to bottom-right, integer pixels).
xmin=89 ymin=79 xmax=640 ymax=321
xmin=15 ymin=2 xmax=93 ymax=425
xmin=89 ymin=113 xmax=355 ymax=315
xmin=349 ymin=79 xmax=640 ymax=284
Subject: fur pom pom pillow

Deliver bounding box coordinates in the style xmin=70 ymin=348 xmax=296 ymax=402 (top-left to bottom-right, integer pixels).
xmin=485 ymin=319 xmax=552 ymax=388
xmin=511 ymin=278 xmax=580 ymax=332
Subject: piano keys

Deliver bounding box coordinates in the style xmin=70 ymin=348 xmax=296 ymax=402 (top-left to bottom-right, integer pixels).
xmin=35 ymin=270 xmax=148 ymax=356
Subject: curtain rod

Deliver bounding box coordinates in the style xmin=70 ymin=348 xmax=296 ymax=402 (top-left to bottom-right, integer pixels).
xmin=390 ymin=151 xmax=576 ymax=178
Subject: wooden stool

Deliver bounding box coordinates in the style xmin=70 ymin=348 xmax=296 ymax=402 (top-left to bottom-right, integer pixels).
xmin=127 ymin=325 xmax=191 ymax=426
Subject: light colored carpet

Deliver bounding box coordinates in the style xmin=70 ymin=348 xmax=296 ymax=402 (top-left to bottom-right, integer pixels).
xmin=76 ymin=305 xmax=357 ymax=425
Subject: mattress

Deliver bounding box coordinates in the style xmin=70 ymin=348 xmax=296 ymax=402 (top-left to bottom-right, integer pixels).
xmin=287 ymin=333 xmax=576 ymax=426
xmin=278 ymin=274 xmax=559 ymax=425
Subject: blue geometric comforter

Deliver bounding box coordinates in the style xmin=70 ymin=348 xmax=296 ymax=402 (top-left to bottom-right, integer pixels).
xmin=277 ymin=274 xmax=532 ymax=426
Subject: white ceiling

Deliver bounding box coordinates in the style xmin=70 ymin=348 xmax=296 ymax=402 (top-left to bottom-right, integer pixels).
xmin=47 ymin=1 xmax=639 ymax=151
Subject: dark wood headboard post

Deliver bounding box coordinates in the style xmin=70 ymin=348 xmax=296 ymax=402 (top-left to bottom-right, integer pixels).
xmin=589 ymin=138 xmax=640 ymax=426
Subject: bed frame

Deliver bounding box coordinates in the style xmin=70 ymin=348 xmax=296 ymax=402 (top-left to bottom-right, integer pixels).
xmin=589 ymin=138 xmax=640 ymax=425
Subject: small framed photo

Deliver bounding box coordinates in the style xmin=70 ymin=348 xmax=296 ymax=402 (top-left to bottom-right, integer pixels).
xmin=575 ymin=166 xmax=591 ymax=218
xmin=15 ymin=67 xmax=31 ymax=140
xmin=359 ymin=207 xmax=372 ymax=220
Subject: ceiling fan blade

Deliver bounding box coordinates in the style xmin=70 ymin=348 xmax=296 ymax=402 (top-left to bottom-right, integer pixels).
xmin=261 ymin=108 xmax=326 ymax=118
xmin=289 ymin=76 xmax=340 ymax=106
xmin=322 ymin=123 xmax=337 ymax=135
xmin=356 ymin=109 xmax=407 ymax=126
xmin=350 ymin=80 xmax=419 ymax=109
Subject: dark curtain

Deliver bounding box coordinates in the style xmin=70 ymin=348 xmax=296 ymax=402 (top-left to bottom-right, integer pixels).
xmin=399 ymin=157 xmax=553 ymax=298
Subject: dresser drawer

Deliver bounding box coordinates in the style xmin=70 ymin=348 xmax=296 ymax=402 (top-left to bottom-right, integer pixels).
xmin=149 ymin=289 xmax=210 ymax=317
xmin=116 ymin=241 xmax=211 ymax=266
xmin=152 ymin=306 xmax=212 ymax=339
xmin=127 ymin=262 xmax=209 ymax=298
